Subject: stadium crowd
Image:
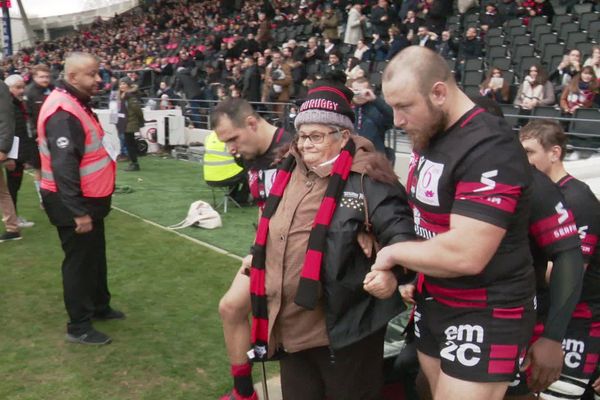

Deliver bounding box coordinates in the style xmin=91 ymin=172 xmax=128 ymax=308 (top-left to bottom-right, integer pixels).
xmin=1 ymin=1 xmax=600 ymax=400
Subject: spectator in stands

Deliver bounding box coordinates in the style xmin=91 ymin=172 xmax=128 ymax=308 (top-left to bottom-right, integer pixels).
xmin=285 ymin=40 xmax=307 ymax=99
xmin=436 ymin=30 xmax=458 ymax=59
xmin=387 ymin=25 xmax=410 ymax=61
xmin=304 ymin=36 xmax=326 ymax=65
xmin=323 ymin=37 xmax=339 ymax=58
xmin=457 ymin=26 xmax=484 ymax=64
xmin=480 ymin=2 xmax=504 ymax=31
xmin=296 ymin=74 xmax=316 ymax=101
xmin=372 ymin=33 xmax=389 ymax=62
xmin=514 ymin=64 xmax=556 ymax=110
xmin=319 ymin=4 xmax=340 ymax=43
xmin=496 ymin=0 xmax=520 ymax=19
xmin=262 ymin=50 xmax=293 ymax=115
xmin=560 ymin=66 xmax=598 ymax=115
xmin=479 ymin=67 xmax=511 ymax=103
xmin=324 ymin=50 xmax=346 ymax=75
xmin=241 ymin=56 xmax=261 ymax=103
xmin=583 ymin=45 xmax=600 ymax=78
xmin=351 ymin=76 xmax=395 ymax=155
xmin=371 ymin=0 xmax=396 ymax=39
xmin=402 ymin=9 xmax=423 ymax=38
xmin=353 ymin=39 xmax=373 ymax=62
xmin=345 ymin=57 xmax=366 ymax=84
xmin=412 ymin=25 xmax=439 ymax=50
xmin=344 ymin=3 xmax=366 ymax=47
xmin=156 ymin=80 xmax=175 ymax=99
xmin=4 ymin=74 xmax=36 ymax=229
xmin=424 ymin=0 xmax=453 ymax=35
xmin=256 ymin=12 xmax=272 ymax=50
xmin=521 ymin=0 xmax=554 ymax=24
xmin=550 ymin=48 xmax=581 ymax=96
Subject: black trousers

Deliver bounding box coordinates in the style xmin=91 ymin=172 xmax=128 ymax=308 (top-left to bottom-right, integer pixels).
xmin=279 ymin=329 xmax=386 ymax=400
xmin=6 ymin=162 xmax=24 ymax=212
xmin=57 ymin=219 xmax=111 ymax=334
xmin=124 ymin=131 xmax=138 ymax=163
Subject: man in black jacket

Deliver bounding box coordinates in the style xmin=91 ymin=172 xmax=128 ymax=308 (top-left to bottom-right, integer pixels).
xmin=0 ymin=79 xmax=19 ymax=242
xmin=241 ymin=56 xmax=261 ymax=103
xmin=39 ymin=52 xmax=123 ymax=346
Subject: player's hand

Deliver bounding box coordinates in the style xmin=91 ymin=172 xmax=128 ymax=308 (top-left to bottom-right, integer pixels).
xmin=74 ymin=215 xmax=93 ymax=234
xmin=592 ymin=375 xmax=600 ymax=393
xmin=0 ymin=151 xmax=7 ymax=162
xmin=363 ymin=270 xmax=397 ymax=299
xmin=371 ymin=244 xmax=398 ymax=271
xmin=399 ymin=283 xmax=416 ymax=304
xmin=521 ymin=337 xmax=564 ymax=392
xmin=362 ymin=88 xmax=376 ymax=102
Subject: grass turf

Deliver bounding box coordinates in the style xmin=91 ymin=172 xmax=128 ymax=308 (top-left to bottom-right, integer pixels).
xmin=0 ymin=156 xmax=271 ymax=399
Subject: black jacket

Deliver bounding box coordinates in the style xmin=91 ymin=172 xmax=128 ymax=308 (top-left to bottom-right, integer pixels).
xmin=41 ymin=81 xmax=112 ymax=227
xmin=323 ymin=169 xmax=415 ymax=350
xmin=11 ymin=95 xmax=36 ymax=163
xmin=24 ymin=81 xmax=53 ymax=138
xmin=242 ymin=64 xmax=262 ymax=102
xmin=0 ymin=81 xmax=15 ymax=154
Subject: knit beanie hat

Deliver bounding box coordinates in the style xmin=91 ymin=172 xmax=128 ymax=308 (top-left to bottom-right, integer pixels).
xmin=294 ymin=74 xmax=355 ymax=131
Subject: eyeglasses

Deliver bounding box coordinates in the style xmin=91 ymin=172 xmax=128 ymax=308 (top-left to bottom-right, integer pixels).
xmin=297 ymin=129 xmax=340 ymax=144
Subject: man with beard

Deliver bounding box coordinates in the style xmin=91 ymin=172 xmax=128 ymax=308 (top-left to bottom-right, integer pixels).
xmin=374 ymin=46 xmax=535 ymax=400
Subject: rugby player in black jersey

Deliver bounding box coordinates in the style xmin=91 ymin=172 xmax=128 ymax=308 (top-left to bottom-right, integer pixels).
xmin=375 ymin=46 xmax=536 ymax=400
xmin=519 ymin=120 xmax=600 ymax=400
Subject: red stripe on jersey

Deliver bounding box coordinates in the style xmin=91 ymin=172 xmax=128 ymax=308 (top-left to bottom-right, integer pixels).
xmin=529 ymin=210 xmax=577 ymax=236
xmin=488 ymin=360 xmax=516 ymax=374
xmin=590 ymin=322 xmax=600 ymax=337
xmin=425 ymin=280 xmax=487 ymax=307
xmin=456 ymin=181 xmax=521 ymax=213
xmin=434 ymin=296 xmax=488 ymax=308
xmin=492 ymin=307 xmax=524 ymax=319
xmin=573 ymin=302 xmax=593 ymax=319
xmin=583 ymin=354 xmax=598 ymax=374
xmin=460 ymin=108 xmax=485 ymax=128
xmin=582 ymin=234 xmax=598 ymax=257
xmin=558 ymin=175 xmax=575 ymax=187
xmin=490 ymin=344 xmax=518 ymax=359
xmin=529 ymin=221 xmax=579 ymax=248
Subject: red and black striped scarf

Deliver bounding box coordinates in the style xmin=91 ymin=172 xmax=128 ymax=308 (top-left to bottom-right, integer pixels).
xmin=249 ymin=139 xmax=356 ymax=360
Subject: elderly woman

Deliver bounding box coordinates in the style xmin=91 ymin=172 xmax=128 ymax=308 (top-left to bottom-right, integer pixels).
xmin=249 ymin=76 xmax=415 ymax=400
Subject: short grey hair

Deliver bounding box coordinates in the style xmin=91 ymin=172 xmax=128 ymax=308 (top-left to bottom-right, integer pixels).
xmin=4 ymin=74 xmax=24 ymax=87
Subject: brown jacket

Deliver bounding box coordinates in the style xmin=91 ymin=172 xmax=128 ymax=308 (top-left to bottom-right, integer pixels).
xmin=264 ymin=136 xmax=397 ymax=355
xmin=262 ymin=62 xmax=293 ymax=103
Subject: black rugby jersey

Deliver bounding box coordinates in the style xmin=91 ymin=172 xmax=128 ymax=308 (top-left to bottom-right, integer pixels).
xmin=407 ymin=107 xmax=535 ymax=308
xmin=529 ymin=168 xmax=581 ymax=319
xmin=243 ymin=128 xmax=294 ymax=209
xmin=557 ymin=175 xmax=600 ymax=319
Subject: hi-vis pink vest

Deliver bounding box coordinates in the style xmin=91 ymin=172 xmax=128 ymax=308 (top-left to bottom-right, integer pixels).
xmin=38 ymin=88 xmax=115 ymax=197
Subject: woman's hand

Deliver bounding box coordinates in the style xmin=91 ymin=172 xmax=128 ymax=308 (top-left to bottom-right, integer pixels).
xmin=371 ymin=244 xmax=398 ymax=271
xmin=399 ymin=283 xmax=416 ymax=304
xmin=363 ymin=270 xmax=398 ymax=299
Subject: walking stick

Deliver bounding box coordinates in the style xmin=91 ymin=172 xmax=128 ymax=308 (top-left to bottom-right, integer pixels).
xmin=261 ymin=361 xmax=270 ymax=400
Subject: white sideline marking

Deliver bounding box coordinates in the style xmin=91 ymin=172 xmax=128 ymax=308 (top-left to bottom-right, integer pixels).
xmin=112 ymin=206 xmax=244 ymax=262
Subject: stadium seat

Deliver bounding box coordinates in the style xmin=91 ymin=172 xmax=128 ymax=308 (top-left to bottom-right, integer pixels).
xmin=553 ymin=5 xmax=568 ymax=16
xmin=533 ymin=24 xmax=552 ymax=44
xmin=532 ymin=106 xmax=562 ymax=119
xmin=487 ymin=45 xmax=508 ymax=60
xmin=551 ymin=14 xmax=573 ymax=32
xmin=464 ymin=13 xmax=480 ymax=27
xmin=512 ymin=44 xmax=535 ymax=62
xmin=505 ymin=18 xmax=524 ymax=29
xmin=445 ymin=58 xmax=456 ymax=72
xmin=507 ymin=26 xmax=527 ymax=41
xmin=487 ymin=36 xmax=505 ymax=47
xmin=579 ymin=43 xmax=596 ymax=60
xmin=573 ymin=3 xmax=594 ymax=15
xmin=517 ymin=56 xmax=542 ymax=78
xmin=511 ymin=34 xmax=532 ymax=49
xmin=542 ymin=43 xmax=566 ymax=65
xmin=369 ymin=71 xmax=382 ymax=89
xmin=528 ymin=16 xmax=548 ymax=33
xmin=373 ymin=61 xmax=387 ymax=73
xmin=578 ymin=12 xmax=599 ymax=31
xmin=547 ymin=54 xmax=564 ymax=72
xmin=462 ymin=70 xmax=483 ymax=86
xmin=558 ymin=22 xmax=580 ymax=41
xmin=490 ymin=57 xmax=512 ymax=71
xmin=588 ymin=20 xmax=600 ymax=40
xmin=538 ymin=33 xmax=559 ymax=52
xmin=499 ymin=104 xmax=521 ymax=131
xmin=360 ymin=61 xmax=373 ymax=73
xmin=502 ymin=70 xmax=515 ymax=85
xmin=486 ymin=27 xmax=504 ymax=40
xmin=568 ymin=108 xmax=600 ymax=152
xmin=464 ymin=58 xmax=483 ymax=72
xmin=462 ymin=85 xmax=481 ymax=98
xmin=566 ymin=31 xmax=588 ymax=50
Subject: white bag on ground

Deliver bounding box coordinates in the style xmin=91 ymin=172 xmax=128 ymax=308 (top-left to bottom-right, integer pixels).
xmin=168 ymin=200 xmax=222 ymax=230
